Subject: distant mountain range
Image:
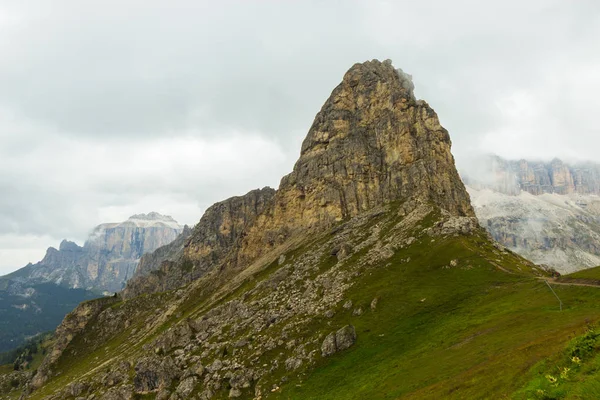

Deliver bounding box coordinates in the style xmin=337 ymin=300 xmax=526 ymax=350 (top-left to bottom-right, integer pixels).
xmin=0 ymin=212 xmax=184 ymax=354
xmin=3 ymin=212 xmax=184 ymax=293
xmin=463 ymin=155 xmax=600 ymax=196
xmin=462 ymin=155 xmax=600 ymax=273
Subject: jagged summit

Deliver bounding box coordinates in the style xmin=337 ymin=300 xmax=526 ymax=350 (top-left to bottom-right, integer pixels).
xmin=125 ymin=59 xmax=475 ymax=297
xmin=285 ymin=59 xmax=473 ymax=222
xmin=57 ymin=240 xmax=83 ymax=252
xmin=255 ymin=58 xmax=474 ymax=245
xmin=25 ymin=60 xmax=566 ymax=400
xmin=6 ymin=213 xmax=184 ymax=294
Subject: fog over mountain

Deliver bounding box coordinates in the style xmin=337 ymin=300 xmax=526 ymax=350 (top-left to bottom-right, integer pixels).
xmin=0 ymin=0 xmax=599 ymax=274
xmin=461 ymin=155 xmax=600 ymax=273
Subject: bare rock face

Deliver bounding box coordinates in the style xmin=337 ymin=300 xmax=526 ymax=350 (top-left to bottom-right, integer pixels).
xmin=122 ymin=188 xmax=276 ymax=298
xmin=184 ymin=187 xmax=277 ymax=265
xmin=133 ymin=225 xmax=193 ymax=278
xmin=232 ymin=59 xmax=473 ymax=267
xmin=284 ymin=60 xmax=473 ymax=220
xmin=321 ymin=325 xmax=357 ymax=357
xmin=124 ymin=59 xmax=473 ymax=295
xmin=468 ymin=186 xmax=600 ymax=273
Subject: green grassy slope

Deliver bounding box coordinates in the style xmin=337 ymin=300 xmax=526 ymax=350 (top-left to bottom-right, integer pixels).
xmin=561 ymin=266 xmax=600 ymax=282
xmin=278 ymin=239 xmax=600 ymax=399
xmin=25 ymin=206 xmax=600 ymax=399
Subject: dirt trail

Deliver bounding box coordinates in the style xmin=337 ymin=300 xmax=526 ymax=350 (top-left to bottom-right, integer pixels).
xmin=538 ymin=277 xmax=600 ymax=288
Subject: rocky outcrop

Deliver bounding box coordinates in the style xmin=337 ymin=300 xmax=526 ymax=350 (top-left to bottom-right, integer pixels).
xmin=31 ymin=295 xmax=119 ymax=389
xmin=124 ymin=60 xmax=473 ymax=298
xmin=133 ymin=356 xmax=180 ymax=393
xmin=230 ymin=59 xmax=473 ymax=270
xmin=122 ymin=189 xmax=275 ymax=298
xmin=4 ymin=212 xmax=184 ymax=293
xmin=184 ymin=187 xmax=277 ymax=267
xmin=321 ymin=325 xmax=357 ymax=357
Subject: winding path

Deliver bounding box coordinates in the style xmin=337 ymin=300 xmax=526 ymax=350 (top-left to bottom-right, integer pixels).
xmin=538 ymin=277 xmax=600 ymax=288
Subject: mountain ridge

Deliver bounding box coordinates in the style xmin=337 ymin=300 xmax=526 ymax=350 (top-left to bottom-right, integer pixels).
xmin=123 ymin=59 xmax=475 ymax=299
xmin=13 ymin=60 xmax=600 ymax=400
xmin=462 ymin=155 xmax=600 ymax=273
xmin=462 ymin=154 xmax=600 ymax=196
xmin=3 ymin=212 xmax=184 ymax=293
xmin=23 ymin=59 xmax=490 ymax=399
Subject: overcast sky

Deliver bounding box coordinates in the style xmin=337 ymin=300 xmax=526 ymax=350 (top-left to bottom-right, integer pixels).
xmin=0 ymin=0 xmax=599 ymax=274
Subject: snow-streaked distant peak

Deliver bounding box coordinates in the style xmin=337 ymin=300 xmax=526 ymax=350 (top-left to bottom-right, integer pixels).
xmin=124 ymin=212 xmax=182 ymax=229
xmin=87 ymin=212 xmax=183 ymax=242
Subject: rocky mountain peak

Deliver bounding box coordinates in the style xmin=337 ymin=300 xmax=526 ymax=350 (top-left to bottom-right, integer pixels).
xmin=124 ymin=59 xmax=475 ymax=295
xmin=58 ymin=240 xmax=83 ymax=252
xmin=282 ymin=58 xmax=473 ymax=225
xmin=8 ymin=214 xmax=184 ymax=293
xmin=339 ymin=59 xmax=415 ymax=103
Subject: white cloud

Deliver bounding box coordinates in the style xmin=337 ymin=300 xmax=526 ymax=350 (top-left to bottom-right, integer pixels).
xmin=0 ymin=234 xmax=54 ymax=274
xmin=0 ymin=0 xmax=599 ymax=274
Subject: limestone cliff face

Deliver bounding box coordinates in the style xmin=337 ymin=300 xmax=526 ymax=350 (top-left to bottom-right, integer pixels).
xmin=122 ymin=189 xmax=275 ymax=298
xmin=231 ymin=60 xmax=473 ymax=268
xmin=463 ymin=155 xmax=600 ymax=196
xmin=283 ymin=60 xmax=473 ymax=219
xmin=183 ymin=188 xmax=277 ymax=265
xmin=6 ymin=213 xmax=183 ymax=293
xmin=131 ymin=59 xmax=473 ymax=296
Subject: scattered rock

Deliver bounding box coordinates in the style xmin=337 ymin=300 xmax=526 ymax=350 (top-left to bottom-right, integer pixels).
xmin=206 ymin=359 xmax=223 ymax=373
xmin=133 ymin=357 xmax=179 ymax=393
xmin=370 ymin=298 xmax=378 ymax=311
xmin=100 ymin=385 xmax=134 ymax=400
xmin=335 ymin=325 xmax=357 ymax=352
xmin=321 ymin=332 xmax=337 ymax=357
xmin=285 ymin=357 xmax=303 ymax=371
xmin=321 ymin=325 xmax=357 ymax=357
xmin=175 ymin=376 xmax=197 ymax=398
